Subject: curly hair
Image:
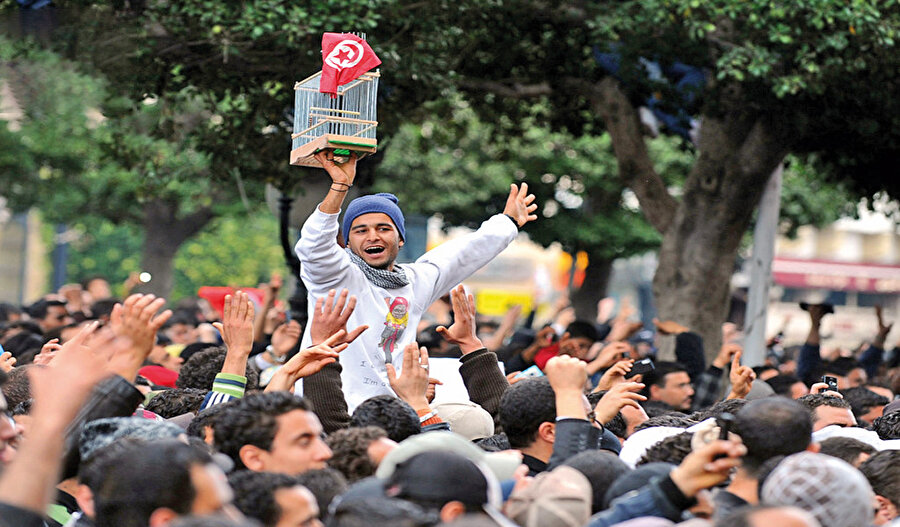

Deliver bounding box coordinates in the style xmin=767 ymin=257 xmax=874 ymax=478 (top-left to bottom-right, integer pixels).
xmin=796 ymin=393 xmax=851 ymax=426
xmin=145 ymin=388 xmax=208 ymax=419
xmin=176 ymin=346 xmax=259 ymax=391
xmin=186 ymin=400 xmax=235 ymax=441
xmin=818 ymin=437 xmax=876 ymax=467
xmin=859 ymin=450 xmax=900 ymax=509
xmin=349 ymin=395 xmax=420 ymax=443
xmin=636 ymin=432 xmax=694 ymax=466
xmin=633 ymin=414 xmax=697 ymax=433
xmin=691 ymin=398 xmax=749 ymax=422
xmin=498 ymin=377 xmax=556 ymax=449
xmin=2 ymin=365 xmax=35 ymax=409
xmin=213 ymin=392 xmax=312 ymax=470
xmin=228 ymin=470 xmax=302 ymax=526
xmin=295 ymin=467 xmax=348 ymax=516
xmin=325 ymin=426 xmax=388 ymax=483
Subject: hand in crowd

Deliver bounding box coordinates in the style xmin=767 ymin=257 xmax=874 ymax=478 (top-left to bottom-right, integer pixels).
xmin=554 ymin=307 xmax=576 ymax=330
xmin=270 ymin=320 xmax=303 ymax=360
xmin=593 ymin=381 xmax=646 ymax=424
xmin=506 ymin=371 xmax=523 ymax=385
xmin=589 ymin=341 xmax=633 ymax=373
xmin=265 ymin=330 xmax=348 ymax=393
xmin=309 ymin=289 xmax=368 ymax=347
xmin=596 ymin=297 xmax=617 ymax=324
xmin=545 ymin=355 xmax=589 ymax=420
xmin=712 ymin=342 xmax=743 ymax=369
xmin=874 ymin=305 xmax=893 ymax=348
xmin=108 ymin=294 xmax=172 ymax=380
xmin=436 ymin=285 xmax=484 ymax=354
xmin=484 ymin=304 xmax=522 ymax=351
xmin=810 ymin=382 xmax=843 ymax=398
xmin=426 ymin=377 xmax=443 ymax=404
xmin=315 ymin=150 xmax=358 ymax=187
xmin=653 ymin=318 xmax=689 ymax=336
xmin=501 ymin=182 xmax=538 ymax=227
xmin=669 ymin=438 xmax=746 ymax=498
xmin=213 ymin=291 xmax=255 ymax=355
xmin=386 ymin=342 xmax=431 ymax=413
xmin=594 ymin=359 xmax=637 ymax=392
xmin=34 ymin=338 xmax=62 ymax=366
xmin=726 ymin=349 xmax=755 ymax=399
xmin=0 ymin=352 xmax=15 ymax=373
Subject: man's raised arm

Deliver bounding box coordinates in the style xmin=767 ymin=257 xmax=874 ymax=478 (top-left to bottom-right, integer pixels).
xmin=317 ymin=150 xmax=357 ymax=214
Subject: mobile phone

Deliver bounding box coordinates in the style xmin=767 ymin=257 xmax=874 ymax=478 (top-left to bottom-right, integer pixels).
xmin=515 ymin=365 xmax=545 ymax=379
xmin=717 ymin=413 xmax=735 ymax=440
xmin=625 ymin=358 xmax=654 ymax=378
xmin=822 ymin=375 xmax=839 ymax=392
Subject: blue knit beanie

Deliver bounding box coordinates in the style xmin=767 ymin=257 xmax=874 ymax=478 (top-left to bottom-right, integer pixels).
xmin=342 ymin=193 xmax=406 ymax=242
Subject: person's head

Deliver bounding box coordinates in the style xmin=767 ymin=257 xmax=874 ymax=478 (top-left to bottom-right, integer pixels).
xmin=432 ymin=401 xmax=495 ymax=441
xmin=177 ymin=346 xmax=259 ymax=391
xmin=324 ymin=426 xmax=397 ymax=483
xmin=385 ymin=451 xmax=500 ymax=524
xmin=0 ymin=370 xmax=17 ymax=467
xmin=766 ymin=374 xmax=809 ymax=399
xmin=559 ymin=321 xmax=599 ymax=360
xmin=760 ymin=452 xmax=874 ymax=527
xmin=163 ymin=313 xmax=200 ymax=345
xmin=797 ymin=394 xmax=856 ymax=431
xmin=504 ymin=465 xmax=592 ymax=527
xmin=817 ymin=436 xmax=876 ymax=467
xmin=632 ymin=413 xmax=697 ymax=433
xmin=79 ymin=418 xmax=186 ymax=467
xmin=349 ymin=395 xmax=421 ymax=443
xmin=642 ymin=361 xmax=694 ymax=411
xmin=859 ymin=450 xmax=900 ymax=525
xmin=187 ymin=402 xmax=234 ymax=444
xmin=1 ymin=365 xmax=33 ymax=410
xmin=871 ymin=411 xmax=900 ymax=440
xmin=498 ymin=377 xmax=556 ymax=451
xmin=734 ymin=398 xmax=814 ymax=476
xmin=82 ymin=276 xmax=112 ymax=301
xmin=589 ymin=391 xmax=647 ymax=439
xmin=295 ymin=468 xmax=349 ymax=519
xmin=0 ymin=303 xmax=22 ymax=323
xmin=342 ymin=193 xmax=406 ymax=271
xmin=693 ymin=398 xmax=750 ymax=421
xmin=146 ymin=388 xmax=209 ymax=419
xmin=561 ymin=449 xmax=631 ymax=514
xmin=840 ymin=386 xmax=889 ymax=425
xmin=636 ymin=432 xmax=693 ymax=466
xmin=228 ymin=470 xmax=322 ymax=527
xmin=603 ymin=462 xmax=674 ymax=509
xmin=327 ymin=496 xmax=438 ymax=527
xmin=716 ymin=505 xmax=822 ymax=527
xmin=214 ymin=392 xmax=332 ymax=475
xmin=93 ymin=439 xmax=236 ymax=527
xmin=26 ymin=298 xmax=72 ymax=332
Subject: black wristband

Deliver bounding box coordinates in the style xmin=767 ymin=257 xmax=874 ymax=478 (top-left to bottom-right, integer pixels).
xmin=503 ymin=214 xmax=520 ymax=229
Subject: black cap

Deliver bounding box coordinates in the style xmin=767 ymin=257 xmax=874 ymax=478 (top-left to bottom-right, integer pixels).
xmin=385 ymin=451 xmax=491 ymax=507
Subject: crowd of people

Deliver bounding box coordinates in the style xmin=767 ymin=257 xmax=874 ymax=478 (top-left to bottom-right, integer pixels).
xmin=1 ymin=150 xmax=899 ymax=527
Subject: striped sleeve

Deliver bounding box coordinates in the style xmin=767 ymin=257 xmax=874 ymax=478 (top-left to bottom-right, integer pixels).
xmin=200 ymin=373 xmax=247 ymax=410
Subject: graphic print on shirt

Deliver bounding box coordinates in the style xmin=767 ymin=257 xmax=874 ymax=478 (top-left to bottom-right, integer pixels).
xmin=378 ymin=296 xmax=409 ymax=363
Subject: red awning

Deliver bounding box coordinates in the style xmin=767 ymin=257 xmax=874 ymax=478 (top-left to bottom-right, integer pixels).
xmin=772 ymin=258 xmax=900 ymax=293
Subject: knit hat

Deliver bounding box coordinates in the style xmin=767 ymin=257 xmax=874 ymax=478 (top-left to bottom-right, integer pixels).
xmin=342 ymin=193 xmax=406 ymax=242
xmin=505 ymin=466 xmax=592 ymax=527
xmin=760 ymin=452 xmax=874 ymax=527
xmin=79 ymin=417 xmax=184 ymax=461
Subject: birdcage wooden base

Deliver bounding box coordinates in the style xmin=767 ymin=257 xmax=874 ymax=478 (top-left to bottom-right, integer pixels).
xmin=290 ymin=134 xmax=378 ymax=167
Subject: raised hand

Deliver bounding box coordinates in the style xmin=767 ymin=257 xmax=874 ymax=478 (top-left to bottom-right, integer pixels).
xmin=670 ymin=438 xmax=746 ymax=497
xmin=270 ymin=320 xmax=303 ymax=360
xmin=545 ymin=355 xmax=589 ymax=420
xmin=386 ymin=342 xmax=431 ymax=412
xmin=108 ymin=294 xmax=173 ymax=380
xmin=213 ymin=291 xmax=255 ymax=355
xmin=593 ymin=381 xmax=647 ymax=423
xmin=653 ymin=318 xmax=690 ymax=336
xmin=726 ymin=349 xmax=756 ymax=399
xmin=589 ymin=341 xmax=634 ymax=372
xmin=0 ymin=351 xmax=15 ymax=373
xmin=594 ymin=359 xmax=635 ymax=392
xmin=502 ymin=182 xmax=538 ymax=227
xmin=436 ymin=285 xmax=483 ymax=354
xmin=265 ymin=330 xmax=348 ymax=393
xmin=309 ymin=289 xmax=368 ymax=346
xmin=314 ymin=150 xmax=358 ymax=186
xmin=713 ymin=342 xmax=743 ymax=369
xmin=874 ymin=305 xmax=893 ymax=348
xmin=426 ymin=377 xmax=443 ymax=403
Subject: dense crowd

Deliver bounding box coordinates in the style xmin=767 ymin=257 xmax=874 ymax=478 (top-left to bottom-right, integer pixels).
xmin=0 ymin=151 xmax=898 ymax=527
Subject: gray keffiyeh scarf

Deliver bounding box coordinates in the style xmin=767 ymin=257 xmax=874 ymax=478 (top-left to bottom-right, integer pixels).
xmin=346 ymin=248 xmax=410 ymax=289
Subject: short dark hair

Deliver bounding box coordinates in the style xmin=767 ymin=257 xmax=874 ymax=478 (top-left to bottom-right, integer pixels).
xmin=26 ymin=298 xmax=66 ymax=320
xmin=692 ymin=398 xmax=749 ymax=421
xmin=840 ymin=386 xmax=889 ymax=423
xmin=146 ymin=388 xmax=208 ymax=418
xmin=818 ymin=437 xmax=876 ymax=466
xmin=228 ymin=470 xmax=302 ymax=526
xmin=565 ymin=320 xmax=599 ymax=342
xmin=498 ymin=377 xmax=556 ymax=448
xmin=639 ymin=400 xmax=681 ymax=418
xmin=633 ymin=414 xmax=697 ymax=433
xmin=295 ymin=467 xmax=348 ymax=517
xmin=176 ymin=346 xmax=259 ymax=391
xmin=762 ymin=374 xmax=803 ymax=397
xmin=561 ymin=450 xmax=630 ymax=514
xmin=859 ymin=450 xmax=900 ymax=508
xmin=640 ymin=361 xmax=688 ymax=398
xmin=213 ymin=392 xmax=312 ymax=470
xmin=796 ymin=393 xmax=851 ymax=424
xmin=637 ymin=432 xmax=694 ymax=467
xmin=186 ymin=401 xmax=234 ymax=440
xmin=349 ymin=395 xmax=420 ymax=443
xmin=90 ymin=298 xmax=119 ymax=319
xmin=825 ymin=357 xmax=860 ymax=377
xmin=94 ymin=440 xmax=213 ymax=527
xmin=1 ymin=365 xmax=35 ymax=409
xmin=327 ymin=496 xmax=438 ymax=527
xmin=325 ymin=426 xmax=388 ymax=483
xmin=734 ymin=398 xmax=812 ymax=474
xmin=871 ymin=411 xmax=900 ymax=440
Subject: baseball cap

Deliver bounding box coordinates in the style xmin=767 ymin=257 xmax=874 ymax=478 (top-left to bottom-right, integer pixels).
xmin=433 ymin=401 xmax=495 ymax=441
xmin=505 ymin=466 xmax=592 ymax=527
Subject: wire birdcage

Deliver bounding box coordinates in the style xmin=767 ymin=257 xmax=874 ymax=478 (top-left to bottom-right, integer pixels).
xmin=290 ymin=69 xmax=380 ymax=167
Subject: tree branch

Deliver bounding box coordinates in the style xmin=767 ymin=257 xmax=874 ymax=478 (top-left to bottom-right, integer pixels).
xmin=590 ymin=77 xmax=677 ymax=233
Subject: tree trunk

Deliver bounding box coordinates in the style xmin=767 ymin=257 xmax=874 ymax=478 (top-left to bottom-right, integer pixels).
xmin=138 ymin=199 xmax=215 ymax=299
xmin=570 ymin=255 xmax=613 ymax=322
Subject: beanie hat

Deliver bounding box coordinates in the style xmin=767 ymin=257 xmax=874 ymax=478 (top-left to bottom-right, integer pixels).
xmin=342 ymin=193 xmax=406 ymax=242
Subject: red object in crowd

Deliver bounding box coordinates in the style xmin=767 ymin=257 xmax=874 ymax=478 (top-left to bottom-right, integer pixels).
xmin=138 ymin=365 xmax=179 ymax=389
xmin=319 ymin=32 xmax=381 ymax=97
xmin=533 ymin=342 xmax=561 ymax=371
xmin=197 ymin=286 xmax=266 ymax=319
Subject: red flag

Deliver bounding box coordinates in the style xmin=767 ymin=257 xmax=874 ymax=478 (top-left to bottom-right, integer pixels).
xmin=319 ymin=33 xmax=381 ymax=97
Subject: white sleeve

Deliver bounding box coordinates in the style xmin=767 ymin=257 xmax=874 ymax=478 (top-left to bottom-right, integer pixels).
xmin=415 ymin=214 xmax=518 ymax=305
xmin=294 ymin=206 xmax=352 ymax=292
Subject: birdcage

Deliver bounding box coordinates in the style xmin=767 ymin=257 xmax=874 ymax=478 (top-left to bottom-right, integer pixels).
xmin=290 ymin=70 xmax=379 ymax=168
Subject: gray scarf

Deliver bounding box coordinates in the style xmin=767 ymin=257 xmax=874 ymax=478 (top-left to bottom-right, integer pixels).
xmin=346 ymin=248 xmax=410 ymax=289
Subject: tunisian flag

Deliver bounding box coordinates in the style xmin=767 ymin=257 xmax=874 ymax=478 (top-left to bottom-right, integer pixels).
xmin=319 ymin=33 xmax=381 ymax=97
